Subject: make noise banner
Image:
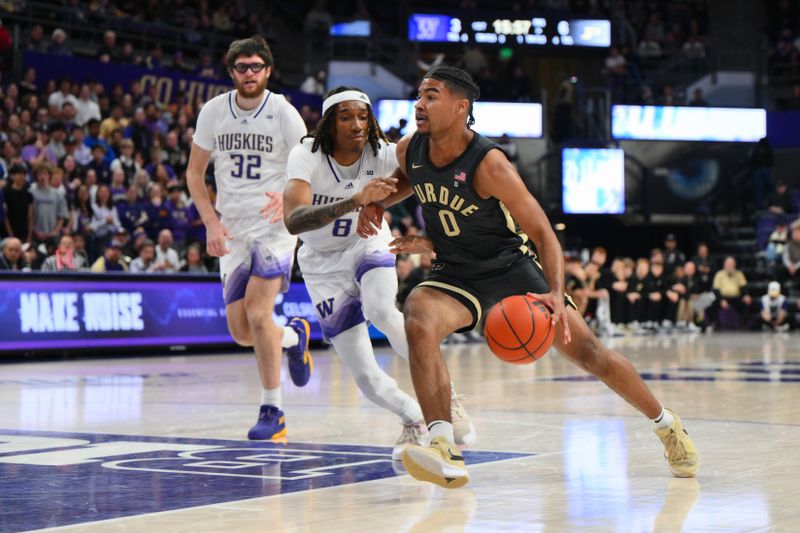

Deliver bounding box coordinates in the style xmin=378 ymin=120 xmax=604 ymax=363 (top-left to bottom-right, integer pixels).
xmin=0 ymin=275 xmax=332 ymax=352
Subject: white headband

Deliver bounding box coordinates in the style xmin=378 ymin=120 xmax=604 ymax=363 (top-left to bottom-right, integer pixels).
xmin=322 ymin=90 xmax=371 ymax=115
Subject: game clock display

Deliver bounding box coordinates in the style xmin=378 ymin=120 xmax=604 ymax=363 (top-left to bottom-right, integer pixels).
xmin=408 ymin=13 xmax=610 ymax=47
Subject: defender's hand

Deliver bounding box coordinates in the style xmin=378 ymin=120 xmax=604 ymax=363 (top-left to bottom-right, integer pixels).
xmin=357 ymin=202 xmax=385 ymax=238
xmin=259 ymin=191 xmax=284 ymax=224
xmin=355 ymin=177 xmax=398 ymax=207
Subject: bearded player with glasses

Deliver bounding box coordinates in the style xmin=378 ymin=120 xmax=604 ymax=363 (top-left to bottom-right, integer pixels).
xmin=187 ymin=36 xmax=312 ymax=440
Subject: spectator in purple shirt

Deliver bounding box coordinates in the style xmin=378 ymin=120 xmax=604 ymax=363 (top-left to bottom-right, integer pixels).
xmin=21 ymin=125 xmax=58 ymax=167
xmin=116 ymin=184 xmax=147 ymax=234
xmin=144 ymin=103 xmax=168 ymax=138
xmin=144 ymin=147 xmax=175 ymax=181
xmin=165 ymin=183 xmax=189 ymax=247
xmin=144 ymin=184 xmax=172 ymax=240
xmin=185 ymin=200 xmax=205 ymax=245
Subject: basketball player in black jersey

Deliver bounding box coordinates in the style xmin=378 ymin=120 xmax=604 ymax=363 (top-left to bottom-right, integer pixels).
xmin=357 ymin=66 xmax=698 ymax=488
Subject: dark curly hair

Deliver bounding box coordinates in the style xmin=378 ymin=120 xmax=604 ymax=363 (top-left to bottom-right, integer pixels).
xmin=423 ymin=65 xmax=481 ymax=128
xmin=225 ymin=36 xmax=273 ymax=70
xmin=305 ymin=86 xmax=388 ymax=156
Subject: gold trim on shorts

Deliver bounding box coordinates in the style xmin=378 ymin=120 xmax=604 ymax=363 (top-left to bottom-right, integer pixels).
xmin=417 ymin=280 xmax=483 ymax=325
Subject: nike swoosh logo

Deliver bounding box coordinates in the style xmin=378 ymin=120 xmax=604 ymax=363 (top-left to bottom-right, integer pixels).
xmin=448 ymin=451 xmax=464 ymax=462
xmin=411 ymin=163 xmax=423 ymax=169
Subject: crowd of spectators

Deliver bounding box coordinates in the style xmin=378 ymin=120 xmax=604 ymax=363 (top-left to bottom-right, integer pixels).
xmin=391 ymin=232 xmax=800 ymax=340
xmin=765 ymin=0 xmax=800 ymax=109
xmin=20 ymin=23 xmax=253 ymax=84
xmin=1 ymin=3 xmax=797 ymax=334
xmin=557 ymin=236 xmax=800 ymax=335
xmin=16 ymin=0 xmax=276 ymax=58
xmin=377 ymin=191 xmax=800 ymax=337
xmin=603 ymin=0 xmax=710 ymax=104
xmin=0 ymin=67 xmax=217 ymax=274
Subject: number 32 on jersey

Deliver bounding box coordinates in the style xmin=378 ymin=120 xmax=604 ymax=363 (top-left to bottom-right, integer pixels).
xmin=230 ymin=153 xmax=261 ymax=180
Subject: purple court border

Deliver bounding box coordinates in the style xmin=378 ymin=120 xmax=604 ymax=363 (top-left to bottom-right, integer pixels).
xmin=0 ymin=335 xmax=233 ymax=351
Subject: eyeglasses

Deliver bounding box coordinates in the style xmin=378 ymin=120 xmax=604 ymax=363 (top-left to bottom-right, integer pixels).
xmin=232 ymin=63 xmax=267 ymax=73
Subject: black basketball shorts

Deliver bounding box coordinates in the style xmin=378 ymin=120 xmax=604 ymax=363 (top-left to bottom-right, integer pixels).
xmin=417 ymin=256 xmax=577 ymax=333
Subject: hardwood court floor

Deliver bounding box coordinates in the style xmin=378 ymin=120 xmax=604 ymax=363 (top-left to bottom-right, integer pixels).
xmin=1 ymin=332 xmax=798 ymax=532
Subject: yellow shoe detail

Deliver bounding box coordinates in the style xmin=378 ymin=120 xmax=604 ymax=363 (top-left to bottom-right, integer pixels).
xmin=401 ymin=436 xmax=469 ymax=489
xmin=655 ymin=410 xmax=699 ymax=478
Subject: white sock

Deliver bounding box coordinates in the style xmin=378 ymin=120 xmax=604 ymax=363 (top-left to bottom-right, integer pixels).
xmin=281 ymin=326 xmax=299 ymax=348
xmin=428 ymin=420 xmax=454 ymax=442
xmin=653 ymin=407 xmax=675 ymax=429
xmin=261 ymin=387 xmax=281 ymax=408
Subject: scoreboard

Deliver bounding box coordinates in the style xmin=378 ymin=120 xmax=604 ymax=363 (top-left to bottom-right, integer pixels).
xmin=408 ymin=14 xmax=610 ymax=47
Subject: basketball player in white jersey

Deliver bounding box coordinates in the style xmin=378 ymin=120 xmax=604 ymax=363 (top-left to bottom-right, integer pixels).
xmin=280 ymin=86 xmax=475 ymax=458
xmin=186 ymin=36 xmax=313 ymax=440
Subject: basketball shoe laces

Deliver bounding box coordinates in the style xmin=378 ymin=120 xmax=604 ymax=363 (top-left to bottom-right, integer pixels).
xmin=451 ymin=393 xmax=468 ymax=426
xmin=660 ymin=427 xmax=689 ymax=463
xmin=396 ymin=421 xmax=424 ymax=446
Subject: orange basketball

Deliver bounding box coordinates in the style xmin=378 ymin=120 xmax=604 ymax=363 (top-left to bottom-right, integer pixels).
xmin=484 ymin=295 xmax=555 ymax=364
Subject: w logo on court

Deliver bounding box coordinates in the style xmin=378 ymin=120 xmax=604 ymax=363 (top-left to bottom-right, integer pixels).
xmin=316 ymin=298 xmax=335 ymax=318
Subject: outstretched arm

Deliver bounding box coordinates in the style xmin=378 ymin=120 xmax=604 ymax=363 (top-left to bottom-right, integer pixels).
xmin=282 ymin=177 xmax=398 ymax=235
xmin=357 ymin=134 xmax=415 ymax=237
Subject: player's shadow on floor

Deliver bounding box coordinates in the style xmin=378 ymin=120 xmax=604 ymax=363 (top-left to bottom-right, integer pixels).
xmin=405 ymin=488 xmax=477 ymax=532
xmin=653 ymin=477 xmax=701 ymax=533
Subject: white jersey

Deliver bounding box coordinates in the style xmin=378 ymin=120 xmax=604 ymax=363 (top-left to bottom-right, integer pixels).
xmin=194 ymin=89 xmax=307 ymax=220
xmin=286 ymin=139 xmax=398 ymax=252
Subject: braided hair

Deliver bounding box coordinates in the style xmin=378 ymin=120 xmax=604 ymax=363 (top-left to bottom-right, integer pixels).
xmin=305 ymin=86 xmax=389 ymax=156
xmin=423 ymin=65 xmax=481 ymax=128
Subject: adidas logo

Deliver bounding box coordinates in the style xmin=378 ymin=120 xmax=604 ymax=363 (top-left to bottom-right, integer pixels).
xmin=241 ymin=119 xmax=249 ymax=125
xmin=266 ymin=114 xmax=274 ymax=119
xmin=344 ymin=182 xmax=354 ymax=190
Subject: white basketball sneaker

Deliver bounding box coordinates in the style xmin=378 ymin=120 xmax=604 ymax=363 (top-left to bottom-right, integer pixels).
xmin=451 ymin=382 xmax=476 ymax=447
xmin=392 ymin=420 xmax=426 ymax=461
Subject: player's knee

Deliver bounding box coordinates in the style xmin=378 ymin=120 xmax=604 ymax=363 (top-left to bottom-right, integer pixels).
xmin=362 ymin=302 xmax=397 ymax=329
xmin=403 ymin=306 xmax=431 ymax=340
xmin=245 ymin=307 xmax=274 ymax=333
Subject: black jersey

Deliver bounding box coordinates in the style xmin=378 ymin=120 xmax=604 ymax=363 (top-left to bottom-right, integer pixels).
xmin=406 ymin=132 xmax=528 ymax=276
